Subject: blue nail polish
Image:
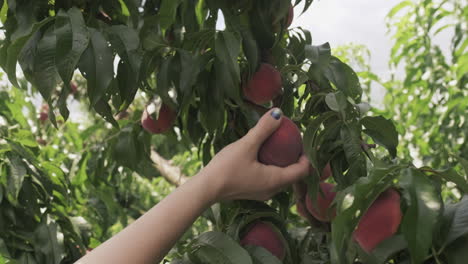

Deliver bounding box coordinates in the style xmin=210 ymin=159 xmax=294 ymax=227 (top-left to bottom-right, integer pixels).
xmin=271 ymin=108 xmax=282 ymax=120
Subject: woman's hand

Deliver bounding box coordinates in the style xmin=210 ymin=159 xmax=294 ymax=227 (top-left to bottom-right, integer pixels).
xmin=201 ymin=108 xmax=310 ymax=202
xmin=75 ymin=108 xmax=309 ymax=264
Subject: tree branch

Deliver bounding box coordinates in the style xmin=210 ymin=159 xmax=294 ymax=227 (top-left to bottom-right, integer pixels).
xmin=150 ymin=149 xmax=189 ymax=187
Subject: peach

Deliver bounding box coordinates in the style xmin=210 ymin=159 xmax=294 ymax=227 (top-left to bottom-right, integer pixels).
xmin=243 ymin=63 xmax=282 ymax=105
xmin=71 ymin=82 xmax=78 ymax=94
xmin=141 ymin=103 xmax=176 ymax=134
xmin=305 ymin=182 xmax=336 ymax=222
xmin=353 ymin=188 xmax=402 ymax=252
xmin=258 ymin=117 xmax=302 ymax=167
xmin=240 ymin=221 xmax=286 ymax=260
xmin=39 ymin=112 xmax=48 ymax=122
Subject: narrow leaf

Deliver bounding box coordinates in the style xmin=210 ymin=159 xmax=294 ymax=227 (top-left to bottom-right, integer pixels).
xmin=190 ymin=231 xmax=253 ymax=264
xmin=361 ymin=116 xmax=398 ymax=158
xmin=78 ymin=28 xmax=114 ymax=106
xmin=55 ymin=7 xmax=89 ymax=86
xmin=6 ymin=154 xmax=26 ymax=203
xmin=401 ymin=168 xmax=442 ymax=264
xmin=444 ymin=196 xmax=468 ymax=247
xmin=5 ymin=17 xmax=54 ymax=88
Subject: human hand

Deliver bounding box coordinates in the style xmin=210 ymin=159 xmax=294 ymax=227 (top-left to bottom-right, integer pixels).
xmin=201 ymin=108 xmax=309 ymax=202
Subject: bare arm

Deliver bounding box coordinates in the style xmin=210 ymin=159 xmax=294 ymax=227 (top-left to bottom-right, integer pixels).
xmin=75 ymin=108 xmax=309 ymax=264
xmin=76 ymin=170 xmax=217 ymax=264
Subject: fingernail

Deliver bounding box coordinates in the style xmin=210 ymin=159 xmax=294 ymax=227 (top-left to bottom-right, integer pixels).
xmin=271 ymin=108 xmax=282 ymax=120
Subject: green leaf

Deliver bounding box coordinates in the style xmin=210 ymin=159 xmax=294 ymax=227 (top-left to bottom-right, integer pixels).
xmin=78 ymin=28 xmax=114 ymax=106
xmin=71 ymin=152 xmax=89 ymax=186
xmin=6 ymin=154 xmax=26 ymax=204
xmin=340 ymin=123 xmax=367 ymax=186
xmin=24 ymin=26 xmax=60 ymax=104
xmin=122 ymin=0 xmax=139 ymax=26
xmin=324 ymin=57 xmax=362 ymax=103
xmin=189 ymin=231 xmax=253 ymax=264
xmin=55 ymin=7 xmax=89 ymax=86
xmin=430 ymin=168 xmax=468 ymax=194
xmin=361 ymin=116 xmax=398 ymax=158
xmin=453 ymin=155 xmax=468 ymax=180
xmin=33 ymin=221 xmax=64 ymax=264
xmin=244 ymin=245 xmax=282 ymax=264
xmin=158 ymin=0 xmax=184 ymax=31
xmin=0 ymin=238 xmax=10 ymax=259
xmin=325 ymin=91 xmax=347 ymax=119
xmin=0 ymin=0 xmax=7 ymax=24
xmin=387 ymin=0 xmax=412 ymax=18
xmin=302 ymin=0 xmax=314 ymax=14
xmin=108 ymin=25 xmax=140 ymax=58
xmin=113 ymin=126 xmax=139 ymax=169
xmin=170 ymin=259 xmax=195 ymax=264
xmin=54 ymin=7 xmax=88 ymax=121
xmin=249 ymin=4 xmax=275 ymax=49
xmin=444 ymin=235 xmax=468 ymax=264
xmin=303 ymin=111 xmax=337 ymax=169
xmin=401 ymin=168 xmax=442 ymax=264
xmin=5 ymin=17 xmax=54 ymax=88
xmin=179 ymin=50 xmax=200 ymax=102
xmin=93 ymin=98 xmax=118 ymax=127
xmin=195 ymin=0 xmax=206 ymax=28
xmin=305 ymin=42 xmax=331 ymax=69
xmin=215 ymin=31 xmax=241 ymax=101
xmin=12 ymin=129 xmax=37 ymax=147
xmin=443 ymin=196 xmax=468 ymax=247
xmin=240 ymin=28 xmax=259 ymax=74
xmin=109 ymin=25 xmax=142 ymax=109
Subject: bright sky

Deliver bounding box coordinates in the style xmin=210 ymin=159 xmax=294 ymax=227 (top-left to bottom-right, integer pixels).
xmin=291 ymin=0 xmax=453 ymax=107
xmin=291 ymin=0 xmax=402 ymax=106
xmin=292 ymin=0 xmax=402 ymax=78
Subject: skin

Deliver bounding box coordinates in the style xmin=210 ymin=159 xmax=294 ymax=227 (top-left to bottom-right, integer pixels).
xmin=75 ymin=108 xmax=309 ymax=264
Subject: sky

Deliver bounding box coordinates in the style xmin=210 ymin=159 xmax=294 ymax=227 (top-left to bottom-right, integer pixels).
xmin=290 ymin=0 xmax=402 ymax=106
xmin=291 ymin=0 xmax=401 ymax=78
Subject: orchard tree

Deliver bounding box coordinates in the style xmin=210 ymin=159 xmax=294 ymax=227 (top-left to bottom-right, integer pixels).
xmin=383 ymin=0 xmax=468 ymax=168
xmin=0 ymin=0 xmax=467 ymax=264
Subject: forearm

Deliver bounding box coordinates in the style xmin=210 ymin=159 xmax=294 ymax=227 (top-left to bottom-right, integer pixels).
xmin=76 ymin=171 xmax=218 ymax=264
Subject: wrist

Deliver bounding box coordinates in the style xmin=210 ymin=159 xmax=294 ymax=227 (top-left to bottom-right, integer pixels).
xmin=194 ymin=166 xmax=225 ymax=204
xmin=191 ymin=168 xmax=222 ymax=206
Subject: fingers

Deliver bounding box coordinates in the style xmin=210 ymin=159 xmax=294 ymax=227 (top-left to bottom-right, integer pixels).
xmin=276 ymin=155 xmax=310 ymax=186
xmin=244 ymin=108 xmax=283 ymax=149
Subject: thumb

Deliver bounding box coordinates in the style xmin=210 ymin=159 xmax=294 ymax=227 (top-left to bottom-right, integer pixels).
xmin=244 ymin=108 xmax=283 ymax=148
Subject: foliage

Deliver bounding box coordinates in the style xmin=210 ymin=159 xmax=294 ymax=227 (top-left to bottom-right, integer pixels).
xmin=383 ymin=0 xmax=468 ymax=168
xmin=0 ymin=0 xmax=466 ymax=263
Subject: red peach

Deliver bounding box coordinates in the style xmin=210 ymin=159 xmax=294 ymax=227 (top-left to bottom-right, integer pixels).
xmin=305 ymin=182 xmax=337 ymax=222
xmin=243 ymin=63 xmax=282 ymax=105
xmin=353 ymin=189 xmax=402 ymax=253
xmin=240 ymin=221 xmax=286 ymax=260
xmin=39 ymin=112 xmax=48 ymax=122
xmin=258 ymin=117 xmax=302 ymax=167
xmin=141 ymin=103 xmax=176 ymax=134
xmin=71 ymin=82 xmax=78 ymax=94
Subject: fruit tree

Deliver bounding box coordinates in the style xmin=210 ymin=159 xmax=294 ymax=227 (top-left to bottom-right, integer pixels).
xmin=0 ymin=0 xmax=467 ymax=263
